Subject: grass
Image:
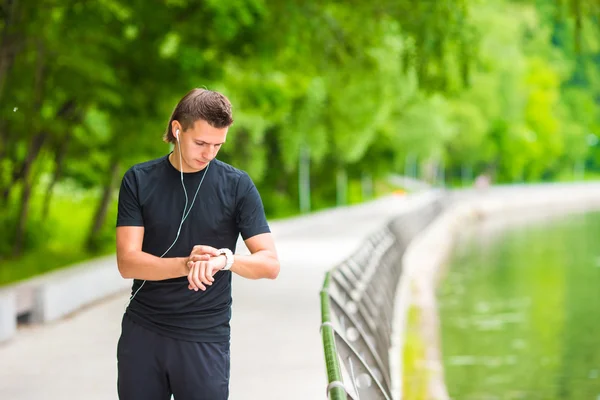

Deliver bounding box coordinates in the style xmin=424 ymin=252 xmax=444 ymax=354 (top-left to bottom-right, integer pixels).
xmin=0 ymin=176 xmax=404 ymax=286
xmin=0 ymin=184 xmax=116 ymax=286
xmin=0 ymin=248 xmax=93 ymax=284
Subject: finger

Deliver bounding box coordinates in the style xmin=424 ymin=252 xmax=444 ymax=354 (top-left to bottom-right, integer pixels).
xmin=188 ymin=263 xmax=197 ymax=291
xmin=197 ymin=261 xmax=205 ymax=287
xmin=205 ymin=262 xmax=214 ymax=284
xmin=189 ymin=254 xmax=211 ymax=262
xmin=193 ymin=262 xmax=206 ymax=291
xmin=199 ymin=261 xmax=212 ymax=286
xmin=192 ymin=245 xmax=220 ymax=256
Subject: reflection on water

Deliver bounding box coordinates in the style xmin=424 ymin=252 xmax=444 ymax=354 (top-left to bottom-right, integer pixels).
xmin=438 ymin=211 xmax=600 ymax=400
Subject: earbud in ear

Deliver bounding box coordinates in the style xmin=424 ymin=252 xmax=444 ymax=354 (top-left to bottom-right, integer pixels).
xmin=175 ymin=129 xmax=180 ymax=140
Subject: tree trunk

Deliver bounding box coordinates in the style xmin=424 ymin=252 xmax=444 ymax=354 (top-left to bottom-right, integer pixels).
xmin=41 ymin=135 xmax=70 ymax=221
xmin=0 ymin=38 xmax=47 ymax=205
xmin=12 ymin=167 xmax=33 ymax=257
xmin=573 ymin=0 xmax=582 ymax=53
xmin=10 ymin=135 xmax=48 ymax=257
xmin=0 ymin=100 xmax=73 ymax=206
xmin=86 ymin=158 xmax=120 ymax=252
xmin=0 ymin=119 xmax=8 ymax=204
xmin=0 ymin=129 xmax=47 ymax=204
xmin=0 ymin=0 xmax=21 ymax=103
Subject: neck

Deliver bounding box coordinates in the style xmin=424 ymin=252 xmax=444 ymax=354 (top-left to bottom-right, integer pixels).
xmin=169 ymin=147 xmax=190 ymax=173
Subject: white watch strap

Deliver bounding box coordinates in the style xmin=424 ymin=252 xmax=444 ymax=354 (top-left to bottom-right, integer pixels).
xmin=218 ymin=248 xmax=234 ymax=270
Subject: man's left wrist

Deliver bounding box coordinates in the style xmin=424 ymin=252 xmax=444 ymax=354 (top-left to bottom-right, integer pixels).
xmin=217 ymin=248 xmax=234 ymax=270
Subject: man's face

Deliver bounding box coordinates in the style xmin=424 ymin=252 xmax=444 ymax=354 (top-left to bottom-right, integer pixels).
xmin=179 ymin=119 xmax=228 ymax=172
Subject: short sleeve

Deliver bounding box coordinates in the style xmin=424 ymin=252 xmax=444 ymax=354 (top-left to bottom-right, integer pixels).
xmin=235 ymin=172 xmax=270 ymax=240
xmin=116 ymin=168 xmax=144 ymax=227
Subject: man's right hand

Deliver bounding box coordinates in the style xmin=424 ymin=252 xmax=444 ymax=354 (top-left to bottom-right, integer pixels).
xmin=186 ymin=245 xmax=222 ymax=291
xmin=188 ymin=245 xmax=220 ymax=260
xmin=187 ymin=256 xmax=227 ymax=291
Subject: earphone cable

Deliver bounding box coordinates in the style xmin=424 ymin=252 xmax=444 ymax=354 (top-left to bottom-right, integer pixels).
xmin=127 ymin=140 xmax=209 ymax=305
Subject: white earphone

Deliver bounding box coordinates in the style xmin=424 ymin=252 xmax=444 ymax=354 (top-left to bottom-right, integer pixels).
xmin=126 ymin=125 xmax=210 ymax=307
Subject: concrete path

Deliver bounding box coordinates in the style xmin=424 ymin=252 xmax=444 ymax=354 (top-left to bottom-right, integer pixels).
xmin=0 ymin=192 xmax=435 ymax=400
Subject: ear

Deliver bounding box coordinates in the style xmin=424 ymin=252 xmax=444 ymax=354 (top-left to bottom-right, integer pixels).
xmin=171 ymin=120 xmax=182 ymax=140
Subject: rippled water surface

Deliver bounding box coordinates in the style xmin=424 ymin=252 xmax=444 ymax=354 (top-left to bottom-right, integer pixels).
xmin=438 ymin=211 xmax=600 ymax=400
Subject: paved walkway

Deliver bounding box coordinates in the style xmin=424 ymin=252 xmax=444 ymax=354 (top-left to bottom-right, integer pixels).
xmin=0 ymin=192 xmax=434 ymax=400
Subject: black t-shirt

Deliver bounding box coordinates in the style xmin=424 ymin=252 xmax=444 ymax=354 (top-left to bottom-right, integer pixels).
xmin=116 ymin=154 xmax=270 ymax=342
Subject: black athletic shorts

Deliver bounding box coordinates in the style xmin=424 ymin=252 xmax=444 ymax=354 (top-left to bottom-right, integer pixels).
xmin=117 ymin=313 xmax=230 ymax=400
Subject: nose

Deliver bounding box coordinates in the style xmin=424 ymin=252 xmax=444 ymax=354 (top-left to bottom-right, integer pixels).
xmin=202 ymin=145 xmax=218 ymax=161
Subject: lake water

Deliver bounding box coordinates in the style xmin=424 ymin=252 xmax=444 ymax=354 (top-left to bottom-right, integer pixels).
xmin=438 ymin=210 xmax=600 ymax=400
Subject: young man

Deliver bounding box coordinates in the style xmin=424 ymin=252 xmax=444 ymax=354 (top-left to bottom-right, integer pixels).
xmin=115 ymin=88 xmax=279 ymax=400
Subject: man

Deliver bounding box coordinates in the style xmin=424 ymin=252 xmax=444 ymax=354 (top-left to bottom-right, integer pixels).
xmin=115 ymin=88 xmax=279 ymax=400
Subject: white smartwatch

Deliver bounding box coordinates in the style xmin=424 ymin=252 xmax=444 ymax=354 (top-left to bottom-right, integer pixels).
xmin=217 ymin=248 xmax=234 ymax=271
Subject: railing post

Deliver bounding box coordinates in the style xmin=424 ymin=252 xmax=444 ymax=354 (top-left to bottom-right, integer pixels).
xmin=319 ymin=193 xmax=446 ymax=400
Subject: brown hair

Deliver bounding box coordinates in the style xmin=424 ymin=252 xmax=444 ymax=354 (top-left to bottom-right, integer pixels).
xmin=163 ymin=88 xmax=234 ymax=143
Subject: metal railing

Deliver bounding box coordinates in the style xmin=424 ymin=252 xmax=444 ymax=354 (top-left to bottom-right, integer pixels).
xmin=320 ymin=195 xmax=445 ymax=399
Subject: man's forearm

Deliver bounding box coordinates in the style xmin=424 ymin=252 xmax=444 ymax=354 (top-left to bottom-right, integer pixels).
xmin=230 ymin=250 xmax=280 ymax=280
xmin=117 ymin=250 xmax=188 ymax=281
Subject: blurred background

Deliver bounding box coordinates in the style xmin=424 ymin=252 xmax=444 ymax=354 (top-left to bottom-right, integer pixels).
xmin=1 ymin=0 xmax=600 ymax=398
xmin=1 ymin=0 xmax=599 ymax=284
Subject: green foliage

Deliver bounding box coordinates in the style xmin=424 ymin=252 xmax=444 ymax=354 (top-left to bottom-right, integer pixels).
xmin=0 ymin=182 xmax=113 ymax=284
xmin=0 ymin=0 xmax=599 ymax=281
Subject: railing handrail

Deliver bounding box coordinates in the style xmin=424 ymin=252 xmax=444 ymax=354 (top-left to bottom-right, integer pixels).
xmin=320 ymin=272 xmax=347 ymax=400
xmin=319 ymin=192 xmax=446 ymax=400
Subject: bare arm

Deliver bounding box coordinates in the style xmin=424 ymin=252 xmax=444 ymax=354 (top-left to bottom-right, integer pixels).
xmin=187 ymin=232 xmax=280 ymax=289
xmin=116 ymin=226 xmax=215 ymax=281
xmin=230 ymin=233 xmax=280 ymax=280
